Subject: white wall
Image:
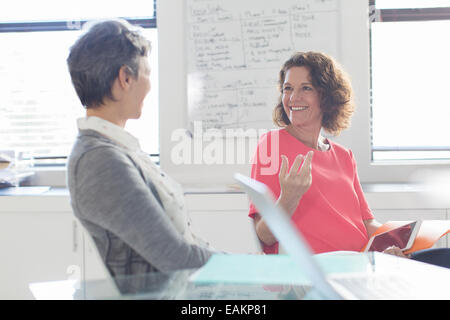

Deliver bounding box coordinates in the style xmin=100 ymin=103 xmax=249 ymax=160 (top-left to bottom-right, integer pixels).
xmin=157 ymin=0 xmax=449 ymax=185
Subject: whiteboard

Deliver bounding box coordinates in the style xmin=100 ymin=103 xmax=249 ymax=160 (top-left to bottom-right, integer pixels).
xmin=186 ymin=0 xmax=340 ymax=132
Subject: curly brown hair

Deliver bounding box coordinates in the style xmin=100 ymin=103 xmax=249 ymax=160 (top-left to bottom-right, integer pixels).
xmin=273 ymin=51 xmax=355 ymax=135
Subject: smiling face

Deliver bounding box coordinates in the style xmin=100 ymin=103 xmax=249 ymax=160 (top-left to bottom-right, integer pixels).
xmin=281 ymin=66 xmax=323 ymax=131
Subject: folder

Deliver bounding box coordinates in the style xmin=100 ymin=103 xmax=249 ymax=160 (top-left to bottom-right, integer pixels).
xmin=360 ymin=220 xmax=450 ymax=254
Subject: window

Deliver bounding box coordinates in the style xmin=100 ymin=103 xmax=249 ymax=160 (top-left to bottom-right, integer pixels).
xmin=0 ymin=0 xmax=159 ymax=167
xmin=370 ymin=0 xmax=450 ymax=162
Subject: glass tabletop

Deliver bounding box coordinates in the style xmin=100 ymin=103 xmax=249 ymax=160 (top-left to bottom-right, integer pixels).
xmin=28 ymin=268 xmax=322 ymax=300
xmin=29 ymin=251 xmax=450 ymax=300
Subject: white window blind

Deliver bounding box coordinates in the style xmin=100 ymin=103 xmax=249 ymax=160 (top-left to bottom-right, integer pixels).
xmin=0 ymin=0 xmax=155 ymax=23
xmin=0 ymin=0 xmax=158 ymax=165
xmin=370 ymin=0 xmax=450 ymax=161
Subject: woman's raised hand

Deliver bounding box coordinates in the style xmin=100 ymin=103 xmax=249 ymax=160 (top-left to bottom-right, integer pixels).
xmin=277 ymin=151 xmax=313 ymax=216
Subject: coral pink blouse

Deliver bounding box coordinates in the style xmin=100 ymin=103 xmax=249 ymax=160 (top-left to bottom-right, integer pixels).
xmin=249 ymin=129 xmax=374 ymax=254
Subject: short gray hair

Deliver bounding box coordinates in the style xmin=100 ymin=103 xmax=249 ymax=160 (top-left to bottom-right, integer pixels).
xmin=67 ymin=19 xmax=151 ymax=108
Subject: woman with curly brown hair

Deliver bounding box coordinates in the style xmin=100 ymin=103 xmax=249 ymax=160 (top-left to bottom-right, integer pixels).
xmin=248 ymin=51 xmax=391 ymax=256
xmin=248 ymin=52 xmax=450 ymax=268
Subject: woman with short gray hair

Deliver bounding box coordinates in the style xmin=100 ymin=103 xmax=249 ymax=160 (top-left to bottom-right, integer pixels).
xmin=66 ymin=20 xmax=214 ymax=288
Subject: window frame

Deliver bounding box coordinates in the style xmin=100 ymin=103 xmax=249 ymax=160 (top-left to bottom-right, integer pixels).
xmin=369 ymin=0 xmax=450 ymax=162
xmin=351 ymin=0 xmax=450 ymax=184
xmin=0 ymin=1 xmax=158 ymax=186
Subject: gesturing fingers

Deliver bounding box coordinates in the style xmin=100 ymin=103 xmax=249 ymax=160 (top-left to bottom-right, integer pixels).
xmin=279 ymin=152 xmax=313 ymax=178
xmin=289 ymin=154 xmax=304 ymax=176
xmin=279 ymin=155 xmax=288 ymax=179
xmin=277 ymin=152 xmax=314 ymax=214
xmin=298 ymin=151 xmax=313 ymax=177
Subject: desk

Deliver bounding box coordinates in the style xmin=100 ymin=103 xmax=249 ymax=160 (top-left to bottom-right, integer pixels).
xmin=28 ymin=252 xmax=450 ymax=300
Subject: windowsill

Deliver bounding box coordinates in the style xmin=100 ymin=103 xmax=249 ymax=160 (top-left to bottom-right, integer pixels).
xmin=0 ymin=186 xmax=68 ymax=196
xmin=14 ymin=166 xmax=442 ymax=194
xmin=19 ymin=166 xmax=67 ymax=188
xmin=10 ymin=164 xmax=450 ymax=210
xmin=22 ymin=158 xmax=450 ymax=189
xmin=371 ymin=159 xmax=450 ymax=166
xmin=0 ymin=183 xmax=426 ymax=194
xmin=1 ymin=182 xmax=449 ymax=212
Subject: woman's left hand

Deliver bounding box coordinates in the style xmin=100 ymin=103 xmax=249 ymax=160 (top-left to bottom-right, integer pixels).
xmin=383 ymin=246 xmax=411 ymax=258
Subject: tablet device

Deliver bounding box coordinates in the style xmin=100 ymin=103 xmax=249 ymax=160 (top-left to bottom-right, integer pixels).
xmin=364 ymin=220 xmax=422 ymax=252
